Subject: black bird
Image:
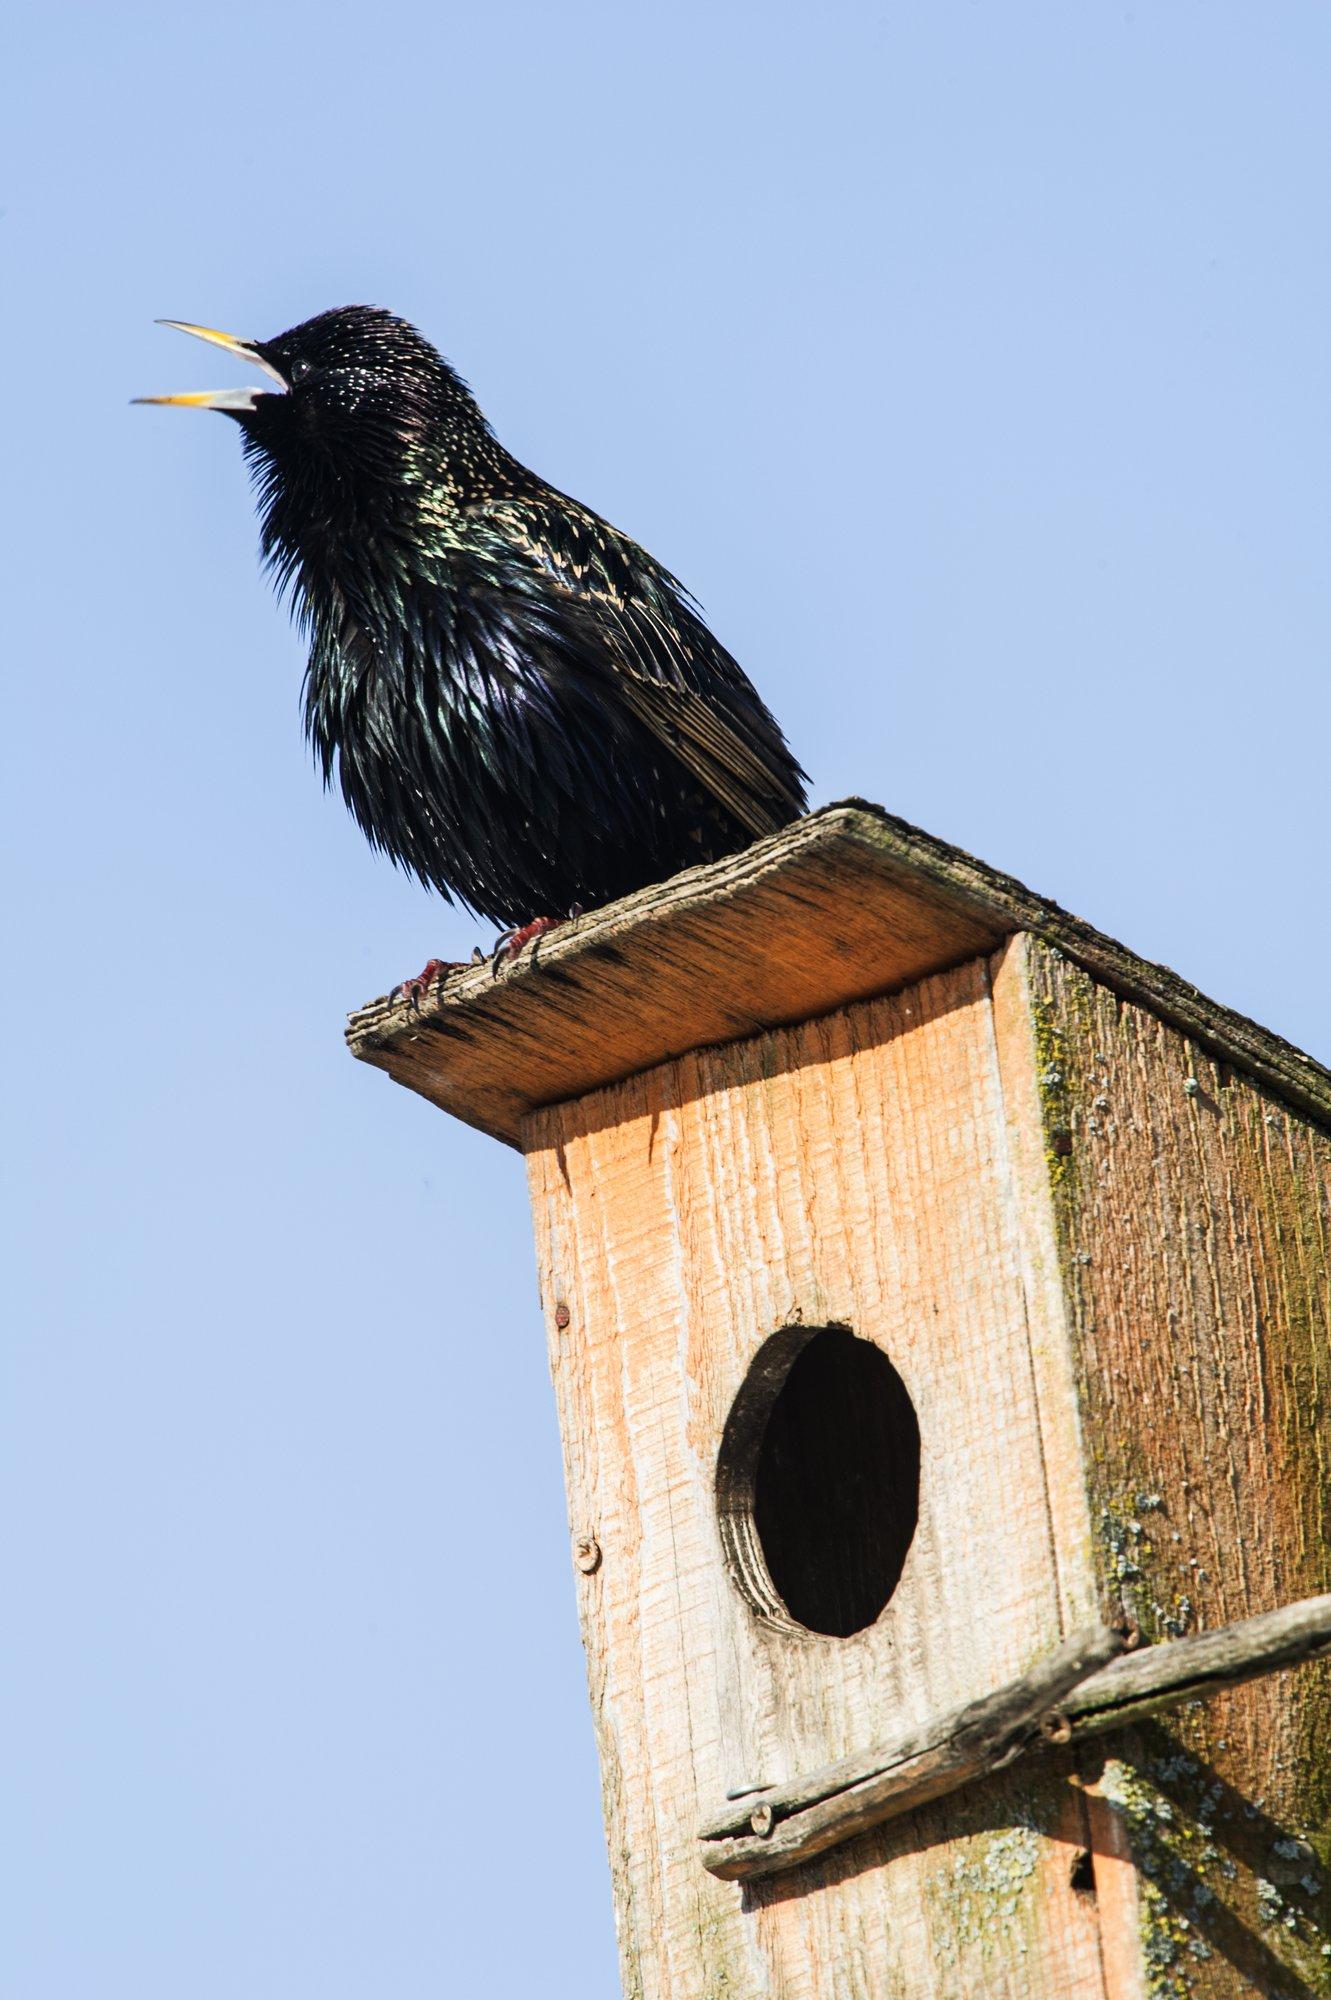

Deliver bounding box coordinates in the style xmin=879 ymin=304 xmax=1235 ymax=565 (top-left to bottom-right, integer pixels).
xmin=139 ymin=308 xmax=807 ymax=967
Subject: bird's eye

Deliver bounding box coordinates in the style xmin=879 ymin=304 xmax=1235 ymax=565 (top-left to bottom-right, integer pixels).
xmin=289 ymin=358 xmax=313 ymax=385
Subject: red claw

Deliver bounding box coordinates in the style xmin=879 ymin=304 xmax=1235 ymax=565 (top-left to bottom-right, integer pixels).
xmin=492 ymin=915 xmax=562 ymax=973
xmin=394 ymin=957 xmax=461 ymax=1006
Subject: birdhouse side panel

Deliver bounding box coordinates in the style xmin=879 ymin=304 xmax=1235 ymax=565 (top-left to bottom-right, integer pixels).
xmin=1020 ymin=934 xmax=1331 ymax=1996
xmin=524 ymin=957 xmax=1109 ymax=2000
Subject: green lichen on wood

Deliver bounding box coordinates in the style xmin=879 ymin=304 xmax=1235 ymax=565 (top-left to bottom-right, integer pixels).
xmin=1098 ymin=1492 xmax=1197 ymax=1646
xmin=923 ymin=1819 xmax=1048 ymax=1975
xmin=1100 ymin=1753 xmax=1225 ymax=2000
xmin=1028 ymin=982 xmax=1077 ymax=1196
xmin=1021 ymin=934 xmax=1331 ymax=1995
xmin=1256 ymin=1113 xmax=1331 ymax=1841
xmin=1100 ymin=1745 xmax=1331 ymax=2000
xmin=910 ymin=1767 xmax=1103 ymax=1988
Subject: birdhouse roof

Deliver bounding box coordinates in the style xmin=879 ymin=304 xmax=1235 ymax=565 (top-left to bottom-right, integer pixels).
xmin=347 ymin=799 xmax=1331 ymax=1148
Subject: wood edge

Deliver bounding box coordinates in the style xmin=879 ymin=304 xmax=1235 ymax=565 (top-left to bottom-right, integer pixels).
xmin=988 ymin=937 xmax=1101 ymax=1632
xmin=830 ymin=807 xmax=1331 ymax=1132
xmin=346 ymin=800 xmax=1331 ymax=1142
xmin=1083 ymin=1788 xmax=1151 ymax=2000
xmin=349 ymin=1036 xmax=525 ymax=1149
xmin=344 ymin=805 xmax=856 ymax=1053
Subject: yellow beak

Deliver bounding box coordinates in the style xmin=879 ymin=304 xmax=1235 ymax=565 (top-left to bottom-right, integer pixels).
xmin=134 ymin=319 xmax=288 ymax=410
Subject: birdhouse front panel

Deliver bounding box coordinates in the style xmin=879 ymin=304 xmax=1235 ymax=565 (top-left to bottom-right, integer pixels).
xmin=524 ymin=951 xmax=1107 ymax=2000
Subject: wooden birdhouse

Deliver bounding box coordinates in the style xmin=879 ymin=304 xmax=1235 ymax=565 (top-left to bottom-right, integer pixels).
xmin=349 ymin=802 xmax=1331 ymax=2000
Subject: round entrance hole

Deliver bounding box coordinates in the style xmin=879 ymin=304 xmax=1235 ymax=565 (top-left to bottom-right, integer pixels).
xmin=716 ymin=1325 xmax=920 ymax=1638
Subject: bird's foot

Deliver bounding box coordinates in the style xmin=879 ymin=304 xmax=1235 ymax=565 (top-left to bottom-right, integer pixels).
xmin=395 ymin=957 xmax=465 ymax=1007
xmin=491 ymin=915 xmax=563 ymax=975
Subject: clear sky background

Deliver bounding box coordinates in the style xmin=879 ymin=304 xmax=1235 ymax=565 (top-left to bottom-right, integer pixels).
xmin=5 ymin=4 xmax=1330 ymax=1994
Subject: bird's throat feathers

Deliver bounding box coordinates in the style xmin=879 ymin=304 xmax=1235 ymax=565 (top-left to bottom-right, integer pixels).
xmin=233 ymin=312 xmax=513 ymax=620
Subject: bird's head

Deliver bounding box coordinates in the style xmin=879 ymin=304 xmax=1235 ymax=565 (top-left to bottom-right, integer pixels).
xmin=137 ymin=304 xmax=466 ymax=432
xmin=138 ymin=306 xmax=498 ymax=585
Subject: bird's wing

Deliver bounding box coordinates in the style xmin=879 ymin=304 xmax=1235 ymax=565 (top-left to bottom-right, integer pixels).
xmin=475 ymin=496 xmax=806 ymax=837
xmin=607 ymin=616 xmax=793 ymax=838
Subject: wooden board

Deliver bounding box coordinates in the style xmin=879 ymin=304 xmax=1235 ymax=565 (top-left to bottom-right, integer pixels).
xmin=524 ymin=958 xmax=1109 ymax=2000
xmin=347 ymin=801 xmax=1331 ymax=1149
xmin=1015 ymin=934 xmax=1331 ymax=1997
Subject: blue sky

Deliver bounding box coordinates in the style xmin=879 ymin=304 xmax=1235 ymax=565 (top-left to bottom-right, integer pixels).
xmin=5 ymin=3 xmax=1330 ymax=1994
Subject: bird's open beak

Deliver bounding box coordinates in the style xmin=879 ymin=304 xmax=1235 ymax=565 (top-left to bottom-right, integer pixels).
xmin=133 ymin=319 xmax=288 ymax=410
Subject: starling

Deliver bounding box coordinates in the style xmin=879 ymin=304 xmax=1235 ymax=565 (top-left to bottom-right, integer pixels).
xmin=138 ymin=308 xmax=808 ymax=957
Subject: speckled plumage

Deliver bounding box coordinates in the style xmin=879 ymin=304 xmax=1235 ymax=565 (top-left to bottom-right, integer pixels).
xmin=227 ymin=306 xmax=808 ymax=927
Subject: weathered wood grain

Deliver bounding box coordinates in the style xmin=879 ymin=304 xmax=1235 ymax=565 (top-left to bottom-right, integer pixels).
xmin=347 ymin=801 xmax=1331 ymax=1147
xmin=699 ymin=1622 xmax=1123 ymax=1880
xmin=1066 ymin=1591 xmax=1331 ymax=1738
xmin=1022 ymin=934 xmax=1331 ymax=1998
xmin=524 ymin=960 xmax=1109 ymax=2000
xmin=700 ymin=1593 xmax=1331 ymax=1884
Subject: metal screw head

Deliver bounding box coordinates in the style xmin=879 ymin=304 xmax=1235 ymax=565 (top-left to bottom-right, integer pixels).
xmin=573 ymin=1535 xmax=601 ymax=1575
xmin=554 ymin=1303 xmax=571 ymax=1329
